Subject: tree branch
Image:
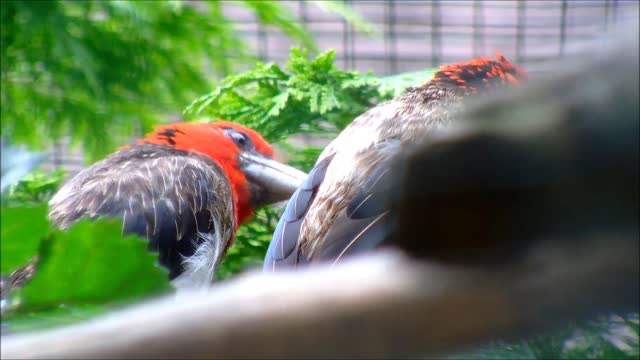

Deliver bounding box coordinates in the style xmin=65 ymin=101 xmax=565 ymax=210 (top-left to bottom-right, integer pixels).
xmin=2 ymin=233 xmax=637 ymax=359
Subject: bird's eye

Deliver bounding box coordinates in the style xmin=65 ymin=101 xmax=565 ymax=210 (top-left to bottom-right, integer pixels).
xmin=225 ymin=129 xmax=250 ymax=149
xmin=231 ymin=132 xmax=247 ymax=147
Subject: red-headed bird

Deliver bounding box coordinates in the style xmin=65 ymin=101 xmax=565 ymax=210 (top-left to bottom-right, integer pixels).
xmin=264 ymin=52 xmax=527 ymax=271
xmin=48 ymin=121 xmax=306 ymax=286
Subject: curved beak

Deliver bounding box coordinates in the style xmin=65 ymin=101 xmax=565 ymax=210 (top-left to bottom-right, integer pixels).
xmin=240 ymin=153 xmax=308 ymax=206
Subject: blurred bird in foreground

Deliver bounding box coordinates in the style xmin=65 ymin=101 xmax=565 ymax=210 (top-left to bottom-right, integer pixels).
xmin=47 ymin=121 xmax=306 ymax=287
xmin=264 ymin=52 xmax=527 ymax=271
xmin=390 ymin=50 xmax=639 ymax=267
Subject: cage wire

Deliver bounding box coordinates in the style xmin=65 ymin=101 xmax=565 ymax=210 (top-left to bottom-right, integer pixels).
xmin=230 ymin=0 xmax=638 ymax=75
xmin=47 ymin=0 xmax=639 ymax=175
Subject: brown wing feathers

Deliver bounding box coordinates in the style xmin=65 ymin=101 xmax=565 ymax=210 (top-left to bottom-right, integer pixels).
xmin=48 ymin=144 xmax=235 ymax=280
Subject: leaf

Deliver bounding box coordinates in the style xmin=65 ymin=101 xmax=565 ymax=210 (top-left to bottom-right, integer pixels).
xmin=309 ymin=0 xmax=380 ymax=36
xmin=447 ymin=313 xmax=640 ymax=360
xmin=216 ymin=207 xmax=279 ymax=281
xmin=0 ymin=204 xmax=49 ymax=274
xmin=241 ymin=0 xmax=317 ymax=53
xmin=3 ymin=169 xmax=66 ymax=205
xmin=319 ymin=88 xmax=339 ymax=114
xmin=16 ymin=218 xmax=172 ymax=311
xmin=266 ymin=92 xmax=290 ymax=118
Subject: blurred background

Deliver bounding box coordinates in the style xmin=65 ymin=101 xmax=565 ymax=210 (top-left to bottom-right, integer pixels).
xmin=231 ymin=0 xmax=632 ymax=74
xmin=3 ymin=0 xmax=637 ymax=177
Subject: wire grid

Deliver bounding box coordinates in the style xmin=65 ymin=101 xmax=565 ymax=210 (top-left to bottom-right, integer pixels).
xmin=228 ymin=0 xmax=638 ymax=75
xmin=47 ymin=0 xmax=639 ymax=175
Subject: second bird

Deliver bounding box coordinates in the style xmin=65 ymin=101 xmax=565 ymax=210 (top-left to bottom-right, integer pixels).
xmin=264 ymin=52 xmax=527 ymax=271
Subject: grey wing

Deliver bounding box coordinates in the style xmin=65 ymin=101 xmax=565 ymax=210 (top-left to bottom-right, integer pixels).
xmin=48 ymin=145 xmax=235 ymax=279
xmin=264 ymin=140 xmax=402 ymax=272
xmin=312 ymin=156 xmax=399 ymax=265
xmin=263 ymin=156 xmax=333 ymax=272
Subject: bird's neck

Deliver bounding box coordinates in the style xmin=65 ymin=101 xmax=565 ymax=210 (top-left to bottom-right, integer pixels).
xmin=214 ymin=159 xmax=255 ymax=228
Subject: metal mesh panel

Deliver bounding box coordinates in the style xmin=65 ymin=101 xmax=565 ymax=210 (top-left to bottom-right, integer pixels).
xmin=46 ymin=0 xmax=639 ymax=175
xmin=228 ymin=0 xmax=638 ymax=75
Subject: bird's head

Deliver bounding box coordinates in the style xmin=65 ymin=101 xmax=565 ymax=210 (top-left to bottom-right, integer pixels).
xmin=134 ymin=121 xmax=307 ymax=226
xmin=429 ymin=51 xmax=527 ymax=95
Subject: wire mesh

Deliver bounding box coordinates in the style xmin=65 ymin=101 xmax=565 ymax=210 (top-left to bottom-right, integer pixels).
xmin=45 ymin=0 xmax=639 ymax=174
xmin=229 ymin=0 xmax=639 ymax=75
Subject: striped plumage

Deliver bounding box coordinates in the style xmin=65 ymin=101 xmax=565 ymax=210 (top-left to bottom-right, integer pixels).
xmin=49 ymin=121 xmax=306 ymax=286
xmin=264 ymin=52 xmax=527 ymax=271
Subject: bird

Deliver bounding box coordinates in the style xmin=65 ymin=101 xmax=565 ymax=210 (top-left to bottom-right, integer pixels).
xmin=48 ymin=120 xmax=307 ymax=287
xmin=264 ymin=52 xmax=527 ymax=271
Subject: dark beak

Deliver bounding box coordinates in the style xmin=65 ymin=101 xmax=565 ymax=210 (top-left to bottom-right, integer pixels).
xmin=240 ymin=153 xmax=307 ymax=206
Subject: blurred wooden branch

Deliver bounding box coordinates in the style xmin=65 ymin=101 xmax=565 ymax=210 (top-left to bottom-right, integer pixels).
xmin=1 ymin=232 xmax=637 ymax=359
xmin=2 ymin=17 xmax=639 ymax=360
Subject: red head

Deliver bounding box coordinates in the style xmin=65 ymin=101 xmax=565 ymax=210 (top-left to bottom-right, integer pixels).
xmin=431 ymin=51 xmax=527 ymax=94
xmin=129 ymin=120 xmax=305 ymax=227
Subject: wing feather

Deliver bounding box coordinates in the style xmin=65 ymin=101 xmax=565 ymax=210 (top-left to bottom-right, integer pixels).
xmin=48 ymin=144 xmax=235 ymax=281
xmin=264 ymin=140 xmax=402 ymax=271
xmin=263 ymin=156 xmax=332 ymax=271
xmin=315 ymin=151 xmax=399 ymax=263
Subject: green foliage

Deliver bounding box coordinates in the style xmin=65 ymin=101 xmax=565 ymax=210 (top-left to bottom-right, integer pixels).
xmin=216 ymin=207 xmax=281 ymax=280
xmin=18 ymin=219 xmax=171 ymax=310
xmin=449 ymin=314 xmax=639 ymax=360
xmin=0 ymin=204 xmax=49 ymax=274
xmin=561 ymin=314 xmax=639 ymax=359
xmin=1 ymin=170 xmax=171 ymax=333
xmin=2 ymin=304 xmax=107 ymax=333
xmin=242 ymin=1 xmax=316 ymax=53
xmin=2 ymin=169 xmax=66 ymax=205
xmin=309 ymin=0 xmax=380 ymax=36
xmin=279 ymin=144 xmax=326 ymax=172
xmin=185 ymin=47 xmax=388 ymax=142
xmin=0 ymin=0 xmax=319 ymax=161
xmin=1 ymin=167 xmax=66 ymax=274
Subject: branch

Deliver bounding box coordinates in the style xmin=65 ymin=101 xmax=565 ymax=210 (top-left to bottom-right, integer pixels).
xmin=2 ymin=233 xmax=637 ymax=359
